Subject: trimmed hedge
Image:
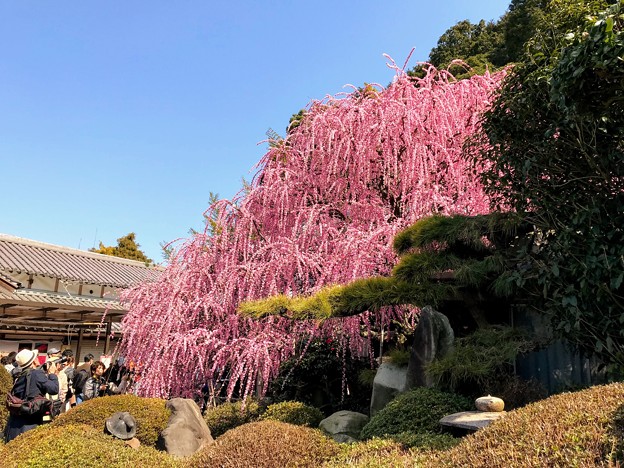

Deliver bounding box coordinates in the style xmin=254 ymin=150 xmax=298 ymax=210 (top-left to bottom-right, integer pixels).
xmin=50 ymin=394 xmax=170 ymax=447
xmin=421 ymin=383 xmax=624 ymax=467
xmin=0 ymin=367 xmax=13 ymax=437
xmin=260 ymin=400 xmax=324 ymax=427
xmin=361 ymin=387 xmax=471 ymax=440
xmin=203 ymin=399 xmax=263 ymax=438
xmin=322 ymin=438 xmax=413 ymax=467
xmin=0 ymin=423 xmax=178 ymax=467
xmin=188 ymin=420 xmax=339 ymax=467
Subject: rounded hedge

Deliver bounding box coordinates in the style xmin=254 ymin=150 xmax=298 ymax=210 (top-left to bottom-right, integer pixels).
xmin=422 ymin=383 xmax=624 ymax=467
xmin=0 ymin=423 xmax=178 ymax=467
xmin=322 ymin=438 xmax=413 ymax=467
xmin=260 ymin=400 xmax=324 ymax=427
xmin=203 ymin=399 xmax=263 ymax=438
xmin=188 ymin=420 xmax=339 ymax=467
xmin=0 ymin=367 xmax=13 ymax=436
xmin=361 ymin=388 xmax=471 ymax=440
xmin=50 ymin=394 xmax=170 ymax=447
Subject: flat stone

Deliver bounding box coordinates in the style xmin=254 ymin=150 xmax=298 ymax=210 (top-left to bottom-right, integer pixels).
xmin=439 ymin=411 xmax=506 ymax=431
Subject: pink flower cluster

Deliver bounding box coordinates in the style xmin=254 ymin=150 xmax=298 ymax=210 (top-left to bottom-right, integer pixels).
xmin=119 ymin=65 xmax=504 ymax=399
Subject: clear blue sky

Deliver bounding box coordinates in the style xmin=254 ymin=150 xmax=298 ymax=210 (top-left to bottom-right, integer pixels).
xmin=0 ymin=1 xmax=509 ymax=263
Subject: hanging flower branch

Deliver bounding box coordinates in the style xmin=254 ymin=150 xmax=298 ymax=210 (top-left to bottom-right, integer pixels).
xmin=119 ymin=64 xmax=505 ymax=399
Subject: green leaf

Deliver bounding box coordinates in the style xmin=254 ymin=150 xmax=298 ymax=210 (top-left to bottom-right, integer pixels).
xmin=606 ymin=17 xmax=614 ymax=33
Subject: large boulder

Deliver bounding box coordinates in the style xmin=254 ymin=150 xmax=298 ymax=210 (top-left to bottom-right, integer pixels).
xmin=370 ymin=360 xmax=408 ymax=416
xmin=158 ymin=398 xmax=214 ymax=458
xmin=405 ymin=306 xmax=454 ymax=388
xmin=370 ymin=306 xmax=455 ymax=416
xmin=319 ymin=410 xmax=369 ymax=443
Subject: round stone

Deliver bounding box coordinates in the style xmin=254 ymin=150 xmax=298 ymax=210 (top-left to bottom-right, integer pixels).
xmin=475 ymin=395 xmax=505 ymax=412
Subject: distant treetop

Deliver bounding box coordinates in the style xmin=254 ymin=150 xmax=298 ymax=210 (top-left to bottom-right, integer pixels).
xmin=90 ymin=232 xmax=152 ymax=264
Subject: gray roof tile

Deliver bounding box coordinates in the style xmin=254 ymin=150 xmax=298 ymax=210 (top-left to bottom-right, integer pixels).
xmin=0 ymin=234 xmax=162 ymax=288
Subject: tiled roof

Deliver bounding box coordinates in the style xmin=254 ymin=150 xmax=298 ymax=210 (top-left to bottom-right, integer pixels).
xmin=0 ymin=234 xmax=162 ymax=288
xmin=0 ymin=289 xmax=124 ymax=312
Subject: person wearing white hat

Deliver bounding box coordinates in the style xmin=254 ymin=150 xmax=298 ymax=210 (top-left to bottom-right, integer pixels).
xmin=4 ymin=349 xmax=59 ymax=442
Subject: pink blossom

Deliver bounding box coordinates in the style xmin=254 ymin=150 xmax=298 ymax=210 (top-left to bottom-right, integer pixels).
xmin=120 ymin=64 xmax=505 ymax=399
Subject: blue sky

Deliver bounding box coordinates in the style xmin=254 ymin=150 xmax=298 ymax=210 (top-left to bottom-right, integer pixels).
xmin=0 ymin=1 xmax=509 ymax=262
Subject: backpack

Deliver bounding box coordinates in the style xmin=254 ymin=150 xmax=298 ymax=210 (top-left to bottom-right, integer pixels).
xmin=5 ymin=371 xmax=54 ymax=417
xmin=72 ymin=369 xmax=89 ymax=395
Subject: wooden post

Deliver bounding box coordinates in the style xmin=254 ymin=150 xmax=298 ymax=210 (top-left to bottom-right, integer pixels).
xmin=104 ymin=317 xmax=112 ymax=355
xmin=76 ymin=328 xmax=84 ymax=362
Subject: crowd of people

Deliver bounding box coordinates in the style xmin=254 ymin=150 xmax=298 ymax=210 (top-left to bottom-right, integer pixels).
xmin=2 ymin=348 xmax=139 ymax=442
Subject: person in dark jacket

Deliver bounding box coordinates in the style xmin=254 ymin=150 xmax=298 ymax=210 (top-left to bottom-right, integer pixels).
xmin=83 ymin=361 xmax=118 ymax=400
xmin=4 ymin=349 xmax=59 ymax=442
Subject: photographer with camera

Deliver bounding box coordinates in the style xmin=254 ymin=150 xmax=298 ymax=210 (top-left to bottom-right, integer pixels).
xmin=4 ymin=349 xmax=59 ymax=442
xmin=83 ymin=361 xmax=118 ymax=401
xmin=43 ymin=348 xmax=69 ymax=415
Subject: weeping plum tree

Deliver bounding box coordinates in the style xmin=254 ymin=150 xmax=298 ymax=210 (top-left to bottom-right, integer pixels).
xmin=119 ymin=62 xmax=505 ymax=399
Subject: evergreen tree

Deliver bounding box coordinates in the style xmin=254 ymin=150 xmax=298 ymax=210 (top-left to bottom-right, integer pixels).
xmin=91 ymin=233 xmax=152 ymax=264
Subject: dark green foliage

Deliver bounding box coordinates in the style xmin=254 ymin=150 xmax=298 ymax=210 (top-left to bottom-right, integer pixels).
xmin=426 ymin=326 xmax=537 ymax=400
xmin=390 ymin=431 xmax=461 ymax=450
xmin=495 ymin=375 xmax=548 ymax=409
xmin=0 ymin=367 xmax=12 ymax=436
xmin=203 ymin=399 xmax=264 ymax=438
xmin=474 ymin=0 xmax=624 ymax=370
xmin=268 ymin=339 xmax=371 ymax=415
xmin=51 ymin=394 xmax=170 ymax=447
xmin=386 ymin=348 xmax=410 ymax=367
xmin=497 ymin=0 xmax=549 ymax=63
xmin=408 ymin=0 xmax=549 ymax=80
xmin=260 ymin=401 xmax=324 ymax=427
xmin=360 ymin=387 xmax=472 ymax=440
xmin=0 ymin=424 xmax=177 ymax=467
xmin=428 ymin=20 xmax=506 ymax=78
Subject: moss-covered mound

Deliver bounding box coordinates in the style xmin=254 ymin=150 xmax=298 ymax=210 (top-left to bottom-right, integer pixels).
xmin=260 ymin=400 xmax=324 ymax=427
xmin=203 ymin=399 xmax=263 ymax=438
xmin=50 ymin=394 xmax=169 ymax=447
xmin=361 ymin=387 xmax=471 ymax=441
xmin=188 ymin=420 xmax=339 ymax=467
xmin=422 ymin=383 xmax=624 ymax=467
xmin=322 ymin=437 xmax=414 ymax=467
xmin=0 ymin=423 xmax=178 ymax=467
xmin=0 ymin=367 xmax=13 ymax=436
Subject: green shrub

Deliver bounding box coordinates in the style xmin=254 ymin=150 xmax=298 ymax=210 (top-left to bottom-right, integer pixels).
xmin=426 ymin=326 xmax=536 ymax=399
xmin=421 ymin=383 xmax=624 ymax=467
xmin=203 ymin=399 xmax=263 ymax=438
xmin=390 ymin=431 xmax=460 ymax=450
xmin=50 ymin=394 xmax=169 ymax=447
xmin=188 ymin=420 xmax=339 ymax=467
xmin=361 ymin=388 xmax=471 ymax=440
xmin=0 ymin=423 xmax=178 ymax=467
xmin=357 ymin=368 xmax=377 ymax=387
xmin=260 ymin=400 xmax=324 ymax=427
xmin=0 ymin=367 xmax=13 ymax=436
xmin=386 ymin=348 xmax=410 ymax=367
xmin=322 ymin=437 xmax=413 ymax=467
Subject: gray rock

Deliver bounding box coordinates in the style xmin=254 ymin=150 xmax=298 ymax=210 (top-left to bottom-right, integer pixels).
xmin=370 ymin=361 xmax=408 ymax=416
xmin=439 ymin=410 xmax=506 ymax=431
xmin=159 ymin=398 xmax=214 ymax=458
xmin=320 ymin=410 xmax=369 ymax=443
xmin=370 ymin=307 xmax=455 ymax=416
xmin=406 ymin=306 xmax=454 ymax=389
xmin=105 ymin=412 xmax=137 ymax=440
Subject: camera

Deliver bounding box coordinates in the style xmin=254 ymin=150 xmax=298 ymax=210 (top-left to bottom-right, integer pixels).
xmin=41 ymin=356 xmax=68 ymax=372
